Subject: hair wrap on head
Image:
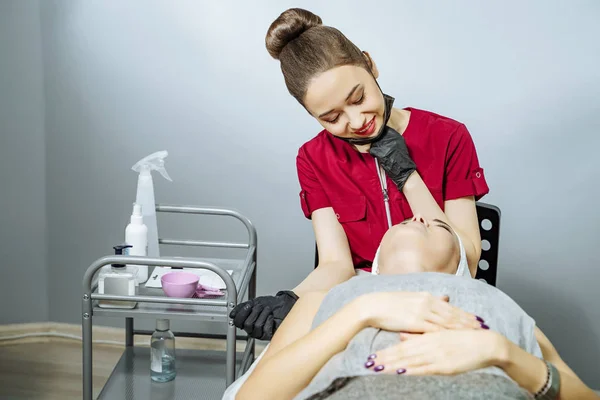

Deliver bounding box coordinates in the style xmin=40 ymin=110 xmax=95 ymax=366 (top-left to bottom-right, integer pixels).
xmin=371 ymin=233 xmax=472 ymax=278
xmin=454 ymin=233 xmax=471 ymax=277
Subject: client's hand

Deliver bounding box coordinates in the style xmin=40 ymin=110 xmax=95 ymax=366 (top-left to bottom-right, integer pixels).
xmin=365 ymin=329 xmax=501 ymax=375
xmin=360 ymin=292 xmax=484 ymax=333
xmin=229 ymin=290 xmax=298 ymax=340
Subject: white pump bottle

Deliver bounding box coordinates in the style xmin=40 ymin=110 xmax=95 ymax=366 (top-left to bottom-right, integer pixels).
xmin=131 ymin=151 xmax=172 ymax=266
xmin=125 ymin=202 xmax=149 ymax=283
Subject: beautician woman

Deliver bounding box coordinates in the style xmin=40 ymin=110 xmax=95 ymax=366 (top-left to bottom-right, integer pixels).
xmin=230 ymin=7 xmax=490 ymax=340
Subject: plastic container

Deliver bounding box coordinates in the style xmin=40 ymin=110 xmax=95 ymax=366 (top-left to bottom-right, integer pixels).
xmin=161 ymin=271 xmax=199 ymax=298
xmin=125 ymin=202 xmax=149 ymax=283
xmin=98 ymin=245 xmax=138 ymax=309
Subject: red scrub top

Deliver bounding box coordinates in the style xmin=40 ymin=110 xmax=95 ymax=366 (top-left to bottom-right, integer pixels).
xmin=296 ymin=107 xmax=490 ymax=271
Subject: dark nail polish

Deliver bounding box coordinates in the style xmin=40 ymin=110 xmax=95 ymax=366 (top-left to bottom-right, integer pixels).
xmin=374 ymin=365 xmax=385 ymax=372
xmin=364 ymin=360 xmax=375 ymax=368
xmin=476 ymin=316 xmax=484 ymax=323
xmin=368 ymin=354 xmax=377 ymax=359
xmin=396 ymin=368 xmax=407 ymax=375
xmin=481 ymin=323 xmax=490 ymax=330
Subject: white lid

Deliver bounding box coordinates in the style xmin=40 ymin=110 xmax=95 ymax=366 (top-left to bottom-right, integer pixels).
xmin=131 ymin=202 xmax=143 ymax=224
xmin=133 ymin=203 xmax=142 ymax=216
xmin=156 ymin=319 xmax=170 ymax=331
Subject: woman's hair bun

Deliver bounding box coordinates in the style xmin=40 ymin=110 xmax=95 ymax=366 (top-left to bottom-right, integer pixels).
xmin=265 ymin=8 xmax=323 ymax=60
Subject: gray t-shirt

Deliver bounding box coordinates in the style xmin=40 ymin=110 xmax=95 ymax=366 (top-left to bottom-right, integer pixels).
xmin=293 ymin=272 xmax=542 ymax=400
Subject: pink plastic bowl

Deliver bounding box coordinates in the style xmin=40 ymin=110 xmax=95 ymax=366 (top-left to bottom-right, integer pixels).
xmin=161 ymin=271 xmax=199 ymax=298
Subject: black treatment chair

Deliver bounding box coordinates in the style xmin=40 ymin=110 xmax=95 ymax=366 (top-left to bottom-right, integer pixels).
xmin=314 ymin=202 xmax=501 ymax=286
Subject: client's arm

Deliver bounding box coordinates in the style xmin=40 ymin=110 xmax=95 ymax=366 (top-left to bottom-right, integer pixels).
xmin=237 ymin=291 xmax=481 ymax=400
xmin=236 ymin=292 xmax=366 ymax=400
xmin=497 ymin=327 xmax=600 ymax=399
xmin=373 ymin=328 xmax=599 ymax=399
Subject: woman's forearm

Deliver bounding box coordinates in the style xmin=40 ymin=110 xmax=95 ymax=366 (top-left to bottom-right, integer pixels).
xmin=292 ymin=260 xmax=355 ymax=297
xmin=494 ymin=335 xmax=600 ymax=399
xmin=237 ymin=299 xmax=367 ymax=400
xmin=402 ymin=172 xmax=448 ymax=221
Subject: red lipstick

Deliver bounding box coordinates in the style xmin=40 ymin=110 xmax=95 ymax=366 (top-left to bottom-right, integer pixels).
xmin=354 ymin=116 xmax=376 ymax=136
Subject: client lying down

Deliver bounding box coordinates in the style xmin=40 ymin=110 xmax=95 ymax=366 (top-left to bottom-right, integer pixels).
xmin=234 ymin=215 xmax=599 ymax=400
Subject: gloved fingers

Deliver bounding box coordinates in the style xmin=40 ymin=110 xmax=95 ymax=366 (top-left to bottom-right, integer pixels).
xmin=261 ymin=315 xmax=275 ymax=341
xmin=232 ymin=301 xmax=255 ymax=329
xmin=242 ymin=303 xmax=265 ymax=334
xmin=229 ymin=300 xmax=250 ymax=319
xmin=275 ymin=290 xmax=299 ymax=301
xmin=251 ymin=306 xmax=272 ymax=340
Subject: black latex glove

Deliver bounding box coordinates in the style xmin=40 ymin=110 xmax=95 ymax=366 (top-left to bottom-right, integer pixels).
xmin=369 ymin=126 xmax=417 ymax=192
xmin=229 ymin=290 xmax=298 ymax=340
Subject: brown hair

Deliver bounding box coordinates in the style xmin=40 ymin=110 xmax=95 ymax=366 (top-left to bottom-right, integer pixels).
xmin=265 ymin=8 xmax=370 ymax=105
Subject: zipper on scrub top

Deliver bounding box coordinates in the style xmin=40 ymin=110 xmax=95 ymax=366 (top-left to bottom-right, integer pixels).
xmin=375 ymin=158 xmax=393 ymax=230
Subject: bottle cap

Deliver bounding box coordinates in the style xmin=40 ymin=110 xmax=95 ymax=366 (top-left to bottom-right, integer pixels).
xmin=131 ymin=203 xmax=143 ymax=224
xmin=156 ymin=319 xmax=170 ymax=331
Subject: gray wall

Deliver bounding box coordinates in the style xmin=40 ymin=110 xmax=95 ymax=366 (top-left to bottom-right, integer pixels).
xmin=3 ymin=0 xmax=599 ymax=388
xmin=0 ymin=0 xmax=48 ymax=323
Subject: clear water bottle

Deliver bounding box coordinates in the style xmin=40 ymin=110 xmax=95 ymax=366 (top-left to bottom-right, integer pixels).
xmin=150 ymin=319 xmax=176 ymax=382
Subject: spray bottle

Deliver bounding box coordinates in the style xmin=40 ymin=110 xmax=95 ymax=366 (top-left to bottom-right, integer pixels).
xmin=132 ymin=151 xmax=172 ymax=262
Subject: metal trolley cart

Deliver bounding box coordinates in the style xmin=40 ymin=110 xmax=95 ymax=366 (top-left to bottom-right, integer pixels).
xmin=81 ymin=205 xmax=257 ymax=400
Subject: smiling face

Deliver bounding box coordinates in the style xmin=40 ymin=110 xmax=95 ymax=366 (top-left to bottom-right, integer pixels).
xmin=377 ymin=215 xmax=461 ymax=275
xmin=303 ymin=65 xmax=386 ymax=140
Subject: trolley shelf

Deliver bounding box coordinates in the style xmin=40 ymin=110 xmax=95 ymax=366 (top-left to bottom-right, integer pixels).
xmin=92 ymin=257 xmax=249 ymax=323
xmin=92 ymin=294 xmax=228 ymax=323
xmin=97 ymin=347 xmax=246 ymax=400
